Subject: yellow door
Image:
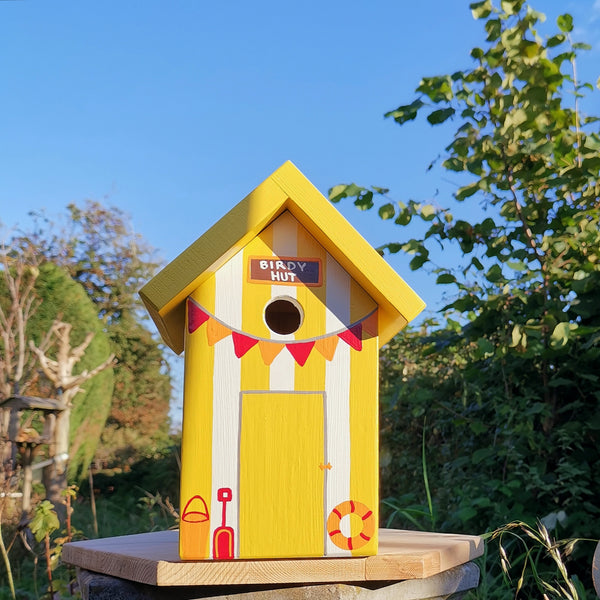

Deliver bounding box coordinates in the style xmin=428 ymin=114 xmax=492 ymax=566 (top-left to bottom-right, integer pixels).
xmin=239 ymin=392 xmax=325 ymax=558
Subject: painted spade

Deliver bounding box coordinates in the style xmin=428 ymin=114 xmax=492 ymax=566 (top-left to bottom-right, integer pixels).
xmin=213 ymin=487 xmax=234 ymax=559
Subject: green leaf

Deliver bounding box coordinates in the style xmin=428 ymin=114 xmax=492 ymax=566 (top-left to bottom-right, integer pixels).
xmin=471 ymin=257 xmax=484 ymax=270
xmin=548 ymin=377 xmax=575 ymax=388
xmin=472 ymin=446 xmax=495 ymax=464
xmin=470 ymin=0 xmax=492 ymax=19
xmin=476 ymin=337 xmax=495 ymax=358
xmin=547 ymin=34 xmax=566 ymax=48
xmin=557 ymin=13 xmax=573 ymax=33
xmin=444 ymin=157 xmax=465 ymax=172
xmin=503 ymin=107 xmax=528 ymax=129
xmin=436 ymin=273 xmax=457 ymax=284
xmin=385 ymin=99 xmax=425 ymax=124
xmin=355 ymin=190 xmax=374 ymax=210
xmin=417 ymin=76 xmax=453 ymax=102
xmin=469 ymin=420 xmax=488 ymax=434
xmin=328 ymin=184 xmax=349 ymax=203
xmin=485 ymin=264 xmax=503 ymax=282
xmin=455 ymin=181 xmax=480 ymax=200
xmin=378 ymin=203 xmax=395 ymax=220
xmin=510 ymin=324 xmax=523 ymax=347
xmin=30 ymin=500 xmax=60 ymax=543
xmin=395 ymin=202 xmax=412 ymax=226
xmin=520 ymin=40 xmax=539 ymax=59
xmin=328 ymin=183 xmax=365 ymax=203
xmin=507 ymin=260 xmax=526 ymax=271
xmin=409 ymin=250 xmax=430 ymax=270
xmin=485 ymin=18 xmax=501 ymax=42
xmin=550 ymin=322 xmax=574 ymax=348
xmin=583 ymin=133 xmax=600 ymax=151
xmin=427 ymin=107 xmax=455 ymax=125
xmin=420 ymin=204 xmax=437 ymax=220
xmin=500 ymin=0 xmax=523 ymax=15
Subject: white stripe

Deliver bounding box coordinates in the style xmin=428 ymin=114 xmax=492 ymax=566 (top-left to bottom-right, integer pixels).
xmin=269 ymin=212 xmax=297 ymax=390
xmin=324 ymin=255 xmax=352 ymax=556
xmin=211 ymin=250 xmax=243 ymax=558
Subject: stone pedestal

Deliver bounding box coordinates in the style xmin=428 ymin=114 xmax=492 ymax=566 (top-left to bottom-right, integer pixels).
xmin=63 ymin=529 xmax=483 ymax=600
xmin=77 ymin=561 xmax=480 ymax=600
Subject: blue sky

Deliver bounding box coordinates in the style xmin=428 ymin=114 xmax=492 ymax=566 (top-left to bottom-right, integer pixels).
xmin=1 ymin=1 xmax=599 ymax=422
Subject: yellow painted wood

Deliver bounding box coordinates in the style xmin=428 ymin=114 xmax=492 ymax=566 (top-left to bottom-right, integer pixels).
xmin=177 ymin=211 xmax=387 ymax=559
xmin=164 ymin=199 xmax=417 ymax=560
xmin=270 ymin=162 xmax=423 ymax=345
xmin=241 ymin=232 xmax=272 ymax=390
xmin=180 ymin=278 xmax=216 ymax=560
xmin=140 ymin=177 xmax=289 ymax=353
xmin=349 ymin=334 xmax=379 ymax=557
xmin=349 ymin=279 xmax=377 ymax=325
xmin=140 ymin=161 xmax=425 ymax=354
xmin=62 ymin=529 xmax=485 ymax=585
xmin=239 ymin=392 xmax=325 ymax=558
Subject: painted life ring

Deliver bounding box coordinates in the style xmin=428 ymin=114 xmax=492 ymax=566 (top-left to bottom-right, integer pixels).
xmin=327 ymin=500 xmax=375 ymax=551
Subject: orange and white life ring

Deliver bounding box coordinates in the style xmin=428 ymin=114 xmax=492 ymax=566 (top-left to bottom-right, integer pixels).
xmin=327 ymin=500 xmax=375 ymax=551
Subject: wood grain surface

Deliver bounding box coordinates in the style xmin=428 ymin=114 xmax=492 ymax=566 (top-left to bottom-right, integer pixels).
xmin=62 ymin=528 xmax=483 ymax=587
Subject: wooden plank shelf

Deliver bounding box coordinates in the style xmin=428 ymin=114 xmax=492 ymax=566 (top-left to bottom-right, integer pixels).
xmin=62 ymin=528 xmax=483 ymax=587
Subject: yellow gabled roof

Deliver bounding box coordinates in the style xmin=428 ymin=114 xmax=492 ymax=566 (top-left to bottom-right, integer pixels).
xmin=140 ymin=161 xmax=425 ymax=354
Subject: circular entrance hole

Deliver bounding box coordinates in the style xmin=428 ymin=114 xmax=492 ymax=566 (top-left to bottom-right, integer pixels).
xmin=264 ymin=297 xmax=303 ymax=335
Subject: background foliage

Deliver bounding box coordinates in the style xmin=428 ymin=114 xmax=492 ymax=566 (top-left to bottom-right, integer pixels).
xmin=332 ymin=0 xmax=599 ymax=595
xmin=20 ymin=201 xmax=172 ymax=466
xmin=30 ymin=263 xmax=114 ymax=480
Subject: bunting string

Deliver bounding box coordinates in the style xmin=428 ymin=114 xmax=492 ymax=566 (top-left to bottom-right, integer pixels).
xmin=187 ymin=298 xmax=377 ymax=366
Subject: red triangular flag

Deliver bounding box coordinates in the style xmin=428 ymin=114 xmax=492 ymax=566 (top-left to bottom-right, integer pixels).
xmin=188 ymin=300 xmax=210 ymax=333
xmin=286 ymin=341 xmax=315 ymax=366
xmin=232 ymin=331 xmax=259 ymax=358
xmin=338 ymin=323 xmax=363 ymax=351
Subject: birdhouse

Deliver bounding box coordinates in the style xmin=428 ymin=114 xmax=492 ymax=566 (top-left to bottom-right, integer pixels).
xmin=140 ymin=162 xmax=425 ymax=561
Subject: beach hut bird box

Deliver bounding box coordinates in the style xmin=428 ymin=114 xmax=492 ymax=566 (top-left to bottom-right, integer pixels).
xmin=140 ymin=162 xmax=425 ymax=561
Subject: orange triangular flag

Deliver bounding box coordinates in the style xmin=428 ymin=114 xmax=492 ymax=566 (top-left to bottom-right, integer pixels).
xmin=362 ymin=310 xmax=378 ymax=338
xmin=207 ymin=319 xmax=231 ymax=346
xmin=315 ymin=336 xmax=339 ymax=361
xmin=258 ymin=341 xmax=285 ymax=365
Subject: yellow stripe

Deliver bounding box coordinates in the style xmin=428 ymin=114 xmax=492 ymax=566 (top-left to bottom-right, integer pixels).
xmin=349 ymin=332 xmax=379 ymax=556
xmin=180 ymin=276 xmax=216 ymax=559
xmin=241 ymin=228 xmax=273 ymax=390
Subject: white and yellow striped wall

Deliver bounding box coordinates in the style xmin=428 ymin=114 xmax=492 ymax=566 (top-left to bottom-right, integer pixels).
xmin=180 ymin=210 xmax=380 ymax=560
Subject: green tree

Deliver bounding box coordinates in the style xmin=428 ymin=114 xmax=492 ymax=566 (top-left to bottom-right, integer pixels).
xmin=0 ymin=238 xmax=42 ymax=401
xmin=331 ymin=0 xmax=599 ymax=593
xmin=28 ymin=201 xmax=172 ymax=464
xmin=98 ymin=314 xmax=171 ymax=465
xmin=53 ymin=201 xmax=159 ymax=324
xmin=31 ymin=262 xmax=114 ymax=481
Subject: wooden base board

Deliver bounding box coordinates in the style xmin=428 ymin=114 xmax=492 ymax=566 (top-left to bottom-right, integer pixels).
xmin=62 ymin=529 xmax=483 ymax=587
